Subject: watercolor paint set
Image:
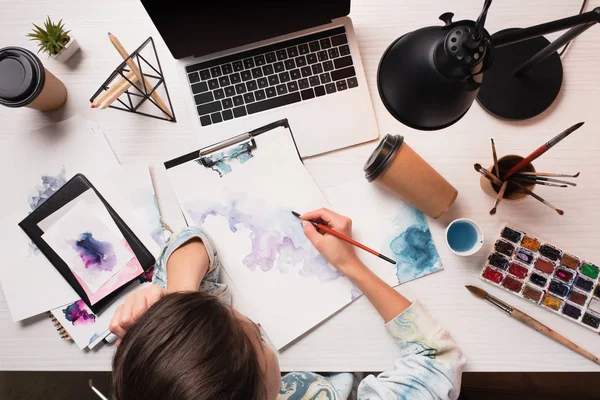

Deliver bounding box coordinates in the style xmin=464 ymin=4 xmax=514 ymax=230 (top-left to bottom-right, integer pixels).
xmin=480 ymin=225 xmax=600 ymax=332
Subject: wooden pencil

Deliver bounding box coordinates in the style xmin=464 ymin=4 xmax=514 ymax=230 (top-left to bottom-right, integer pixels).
xmin=107 ymin=33 xmax=173 ymax=119
xmin=466 ymin=285 xmax=600 ymax=365
xmin=97 ymin=71 xmax=139 ymax=109
xmin=92 ymin=71 xmax=137 ymax=108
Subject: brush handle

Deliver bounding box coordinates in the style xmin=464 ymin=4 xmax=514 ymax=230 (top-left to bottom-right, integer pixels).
xmin=314 ymin=222 xmax=395 ymax=265
xmin=503 ymin=145 xmax=546 ymax=179
xmin=511 ymin=308 xmax=600 ymax=364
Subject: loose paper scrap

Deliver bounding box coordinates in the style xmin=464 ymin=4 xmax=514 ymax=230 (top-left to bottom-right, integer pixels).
xmin=0 ymin=115 xmax=120 ymax=321
xmin=325 ymin=180 xmax=443 ymax=286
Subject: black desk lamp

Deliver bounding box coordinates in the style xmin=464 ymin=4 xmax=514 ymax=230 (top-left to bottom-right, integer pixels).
xmin=378 ymin=1 xmax=600 ymax=130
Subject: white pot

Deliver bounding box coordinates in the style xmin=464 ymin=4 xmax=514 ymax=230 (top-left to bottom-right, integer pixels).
xmin=51 ymin=36 xmax=80 ymax=63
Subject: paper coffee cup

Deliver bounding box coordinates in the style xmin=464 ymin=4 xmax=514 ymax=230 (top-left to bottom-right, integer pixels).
xmin=364 ymin=134 xmax=458 ymax=219
xmin=0 ymin=46 xmax=67 ymax=111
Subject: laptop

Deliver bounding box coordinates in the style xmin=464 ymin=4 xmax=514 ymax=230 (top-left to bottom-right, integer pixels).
xmin=141 ymin=0 xmax=379 ymax=157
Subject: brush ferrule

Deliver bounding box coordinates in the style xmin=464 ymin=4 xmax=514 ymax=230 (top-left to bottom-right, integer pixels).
xmin=485 ymin=294 xmax=513 ymax=314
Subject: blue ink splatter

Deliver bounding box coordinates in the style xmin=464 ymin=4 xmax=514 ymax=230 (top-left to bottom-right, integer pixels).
xmin=28 ymin=166 xmax=67 ymax=212
xmin=62 ymin=300 xmax=96 ymax=326
xmin=71 ymin=232 xmax=117 ymax=272
xmin=389 ymin=207 xmax=442 ymax=284
xmin=196 ymin=143 xmax=254 ymax=177
xmin=185 ymin=192 xmax=342 ymax=284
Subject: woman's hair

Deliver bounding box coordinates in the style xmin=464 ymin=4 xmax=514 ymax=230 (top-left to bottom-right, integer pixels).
xmin=112 ymin=291 xmax=266 ymax=400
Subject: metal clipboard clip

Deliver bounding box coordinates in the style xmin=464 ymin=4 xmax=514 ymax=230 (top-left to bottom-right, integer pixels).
xmin=164 ymin=119 xmax=295 ymax=171
xmin=196 ymin=133 xmax=257 ymax=168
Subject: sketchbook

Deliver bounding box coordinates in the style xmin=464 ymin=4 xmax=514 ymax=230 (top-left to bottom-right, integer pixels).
xmin=165 ymin=120 xmax=357 ymax=349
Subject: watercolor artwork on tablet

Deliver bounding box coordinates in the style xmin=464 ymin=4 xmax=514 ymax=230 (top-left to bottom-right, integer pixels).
xmin=42 ymin=195 xmax=133 ymax=292
xmin=326 ymin=180 xmax=443 ymax=286
xmin=166 ymin=124 xmax=356 ymax=349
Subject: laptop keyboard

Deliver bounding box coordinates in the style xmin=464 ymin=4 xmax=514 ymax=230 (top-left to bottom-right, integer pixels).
xmin=185 ymin=27 xmax=359 ymax=127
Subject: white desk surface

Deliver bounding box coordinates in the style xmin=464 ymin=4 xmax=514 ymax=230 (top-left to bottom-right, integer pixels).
xmin=1 ymin=0 xmax=600 ymax=372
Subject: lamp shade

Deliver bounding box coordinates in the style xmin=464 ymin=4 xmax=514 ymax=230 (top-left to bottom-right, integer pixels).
xmin=377 ymin=16 xmax=489 ymax=131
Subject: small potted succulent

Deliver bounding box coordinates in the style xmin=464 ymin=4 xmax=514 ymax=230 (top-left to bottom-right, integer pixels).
xmin=27 ymin=17 xmax=80 ymax=62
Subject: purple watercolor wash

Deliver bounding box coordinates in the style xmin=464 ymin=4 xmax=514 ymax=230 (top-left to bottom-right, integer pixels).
xmin=186 ymin=193 xmax=341 ymax=283
xmin=71 ymin=232 xmax=117 ymax=272
xmin=62 ymin=300 xmax=96 ymax=326
xmin=28 ymin=166 xmax=68 ymax=212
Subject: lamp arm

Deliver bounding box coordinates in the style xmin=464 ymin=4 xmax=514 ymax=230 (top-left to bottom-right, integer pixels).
xmin=492 ymin=7 xmax=600 ymax=48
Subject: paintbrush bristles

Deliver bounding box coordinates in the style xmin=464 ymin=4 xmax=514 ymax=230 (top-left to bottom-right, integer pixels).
xmin=465 ymin=285 xmax=487 ymax=299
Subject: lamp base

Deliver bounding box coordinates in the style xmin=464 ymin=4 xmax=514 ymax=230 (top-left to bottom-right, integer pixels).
xmin=476 ymin=29 xmax=563 ymax=120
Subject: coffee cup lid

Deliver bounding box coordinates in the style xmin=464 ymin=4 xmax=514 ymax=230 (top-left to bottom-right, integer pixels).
xmin=363 ymin=134 xmax=404 ymax=182
xmin=0 ymin=47 xmax=45 ymax=107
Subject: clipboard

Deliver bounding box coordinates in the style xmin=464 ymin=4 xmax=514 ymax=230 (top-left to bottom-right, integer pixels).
xmin=164 ymin=119 xmax=301 ymax=170
xmin=18 ymin=174 xmax=155 ymax=314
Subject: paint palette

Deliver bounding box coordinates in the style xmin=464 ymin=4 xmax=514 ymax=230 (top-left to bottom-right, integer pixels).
xmin=480 ymin=225 xmax=600 ymax=333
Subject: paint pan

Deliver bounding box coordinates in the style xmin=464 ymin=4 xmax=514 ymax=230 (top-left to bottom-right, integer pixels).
xmin=480 ymin=224 xmax=600 ymax=333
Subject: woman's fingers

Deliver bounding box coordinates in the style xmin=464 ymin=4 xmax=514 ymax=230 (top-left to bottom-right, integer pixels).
xmin=109 ymin=304 xmax=127 ymax=339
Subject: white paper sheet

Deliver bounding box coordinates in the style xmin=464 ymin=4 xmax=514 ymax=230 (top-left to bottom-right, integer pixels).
xmin=0 ymin=115 xmax=120 ymax=321
xmin=89 ymin=164 xmax=164 ymax=255
xmin=167 ymin=125 xmax=356 ymax=349
xmin=325 ymin=180 xmax=443 ymax=285
xmin=41 ymin=194 xmax=133 ymax=292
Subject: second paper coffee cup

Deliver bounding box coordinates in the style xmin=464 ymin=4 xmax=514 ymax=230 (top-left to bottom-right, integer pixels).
xmin=364 ymin=134 xmax=458 ymax=219
xmin=0 ymin=46 xmax=67 ymax=111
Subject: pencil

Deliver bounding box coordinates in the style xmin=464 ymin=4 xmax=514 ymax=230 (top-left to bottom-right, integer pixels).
xmin=291 ymin=211 xmax=396 ymax=265
xmin=97 ymin=71 xmax=139 ymax=109
xmin=107 ymin=33 xmax=173 ymax=119
xmin=466 ymin=285 xmax=600 ymax=365
xmin=91 ymin=71 xmax=137 ymax=108
xmin=503 ymin=122 xmax=584 ymax=179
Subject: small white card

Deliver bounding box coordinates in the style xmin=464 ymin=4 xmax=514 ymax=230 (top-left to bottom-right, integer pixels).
xmin=42 ymin=194 xmax=133 ymax=292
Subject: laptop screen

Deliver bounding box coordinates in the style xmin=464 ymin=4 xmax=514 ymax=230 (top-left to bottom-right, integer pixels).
xmin=141 ymin=0 xmax=351 ymax=59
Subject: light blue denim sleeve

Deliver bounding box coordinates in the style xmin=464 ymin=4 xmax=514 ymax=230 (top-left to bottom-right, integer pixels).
xmin=357 ymin=301 xmax=466 ymax=400
xmin=152 ymin=227 xmax=231 ymax=304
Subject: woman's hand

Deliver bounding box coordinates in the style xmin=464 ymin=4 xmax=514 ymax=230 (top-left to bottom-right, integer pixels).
xmin=109 ymin=284 xmax=168 ymax=345
xmin=301 ymin=208 xmax=361 ymax=272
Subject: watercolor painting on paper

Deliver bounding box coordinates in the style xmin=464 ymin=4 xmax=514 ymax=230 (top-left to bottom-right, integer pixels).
xmin=185 ymin=191 xmax=342 ymax=283
xmin=42 ymin=205 xmax=132 ymax=292
xmin=387 ymin=203 xmax=442 ymax=283
xmin=197 ymin=142 xmax=255 ymax=177
xmin=325 ymin=180 xmax=443 ymax=287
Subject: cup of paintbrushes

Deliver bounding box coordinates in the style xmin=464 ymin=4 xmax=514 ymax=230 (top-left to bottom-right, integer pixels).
xmin=480 ymin=155 xmax=536 ymax=201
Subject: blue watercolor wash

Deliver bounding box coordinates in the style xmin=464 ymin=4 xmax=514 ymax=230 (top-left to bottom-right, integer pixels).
xmin=197 ymin=143 xmax=254 ymax=177
xmin=390 ymin=208 xmax=442 ymax=283
xmin=447 ymin=221 xmax=479 ymax=253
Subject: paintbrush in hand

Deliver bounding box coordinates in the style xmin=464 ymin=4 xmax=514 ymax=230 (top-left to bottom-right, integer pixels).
xmin=292 ymin=211 xmax=396 ymax=265
xmin=503 ymin=122 xmax=584 ymax=180
xmin=466 ymin=285 xmax=600 ymax=365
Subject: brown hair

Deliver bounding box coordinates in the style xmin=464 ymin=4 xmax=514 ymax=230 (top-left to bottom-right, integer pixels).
xmin=112 ymin=291 xmax=266 ymax=400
